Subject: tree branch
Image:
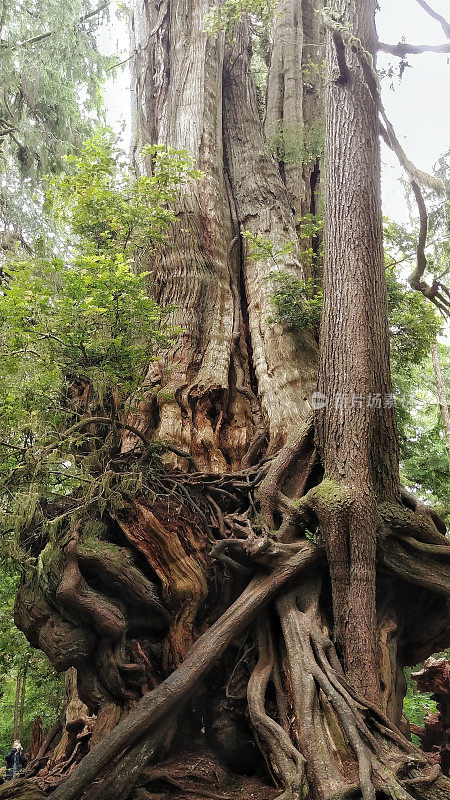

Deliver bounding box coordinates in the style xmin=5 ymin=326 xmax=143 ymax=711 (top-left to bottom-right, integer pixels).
xmin=409 ymin=179 xmax=428 ymax=283
xmin=44 ymin=416 xmax=201 ymax=469
xmin=378 ymin=108 xmax=444 ymax=193
xmin=107 ymin=51 xmax=137 ymax=71
xmin=378 ymin=41 xmax=450 ymax=56
xmin=414 ymin=0 xmax=450 ymax=39
xmin=406 ymin=181 xmax=450 ymax=316
xmin=13 ymin=1 xmax=109 ymax=49
xmin=79 ymin=1 xmax=110 ymax=25
xmin=57 ymin=416 xmax=150 ymax=447
xmin=323 ymin=9 xmax=449 ymax=313
xmin=0 ymin=440 xmax=26 ymax=452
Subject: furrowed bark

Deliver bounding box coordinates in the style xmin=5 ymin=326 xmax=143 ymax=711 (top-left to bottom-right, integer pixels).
xmin=315 ymin=0 xmax=401 ymax=704
xmin=266 ymin=0 xmax=324 ymax=236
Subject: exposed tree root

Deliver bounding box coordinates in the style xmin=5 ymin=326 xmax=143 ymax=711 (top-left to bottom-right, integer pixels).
xmin=7 ymin=440 xmax=450 ymax=800
xmin=137 ymin=748 xmax=279 ymax=800
xmin=48 ymin=543 xmax=321 ymax=800
xmin=259 ymin=415 xmax=314 ymax=528
xmin=247 ymin=615 xmax=306 ymax=799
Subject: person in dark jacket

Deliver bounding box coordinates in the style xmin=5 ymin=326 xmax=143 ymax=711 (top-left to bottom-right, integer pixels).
xmin=5 ymin=740 xmax=27 ymax=780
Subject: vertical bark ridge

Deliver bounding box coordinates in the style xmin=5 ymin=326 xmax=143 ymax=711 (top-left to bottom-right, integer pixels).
xmin=265 ymin=0 xmax=324 ymax=258
xmin=265 ymin=0 xmax=306 ymax=220
xmin=223 ymin=19 xmax=318 ymax=452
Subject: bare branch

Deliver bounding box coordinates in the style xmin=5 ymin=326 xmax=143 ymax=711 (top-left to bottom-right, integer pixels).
xmin=379 ymin=137 xmax=450 ymax=316
xmin=0 ymin=440 xmax=26 ymax=452
xmin=107 ymin=51 xmax=137 ymax=71
xmin=57 ymin=416 xmax=150 ymax=448
xmin=378 ymin=41 xmax=450 ymax=56
xmin=407 ymin=180 xmax=450 ymax=317
xmin=324 ymin=4 xmax=447 ymax=309
xmin=410 ymin=180 xmax=428 ymax=282
xmin=379 ymin=110 xmax=444 ymax=193
xmin=78 ymin=1 xmax=110 ymax=25
xmin=414 ymin=0 xmax=450 ymax=39
xmin=322 ymin=5 xmax=445 ymax=194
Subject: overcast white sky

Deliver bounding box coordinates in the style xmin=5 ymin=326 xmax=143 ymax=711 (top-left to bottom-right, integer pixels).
xmin=101 ymin=0 xmax=450 ymax=226
xmin=376 ymin=0 xmax=450 ymax=223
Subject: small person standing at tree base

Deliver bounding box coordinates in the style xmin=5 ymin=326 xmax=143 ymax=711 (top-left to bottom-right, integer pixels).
xmin=4 ymin=741 xmax=27 ymax=780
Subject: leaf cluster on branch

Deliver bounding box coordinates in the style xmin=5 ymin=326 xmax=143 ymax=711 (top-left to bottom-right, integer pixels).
xmin=205 ymin=0 xmax=278 ymax=36
xmin=0 ymin=132 xmax=201 ymax=552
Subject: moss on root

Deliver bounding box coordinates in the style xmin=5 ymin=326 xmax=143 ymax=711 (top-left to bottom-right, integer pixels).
xmin=298 ymin=478 xmax=352 ymax=514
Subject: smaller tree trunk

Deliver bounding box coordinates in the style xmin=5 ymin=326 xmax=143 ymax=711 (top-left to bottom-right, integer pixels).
xmin=18 ymin=658 xmax=28 ymax=741
xmin=13 ymin=668 xmax=21 ymax=741
xmin=316 ymin=0 xmax=400 ymax=705
xmin=430 ymin=334 xmax=450 ymax=468
xmin=29 ymin=717 xmax=44 ymax=760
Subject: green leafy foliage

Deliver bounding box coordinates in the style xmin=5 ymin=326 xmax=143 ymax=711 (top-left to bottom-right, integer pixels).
xmin=206 ymin=0 xmax=278 ymax=36
xmin=383 ymin=220 xmax=449 ymax=521
xmin=386 ymin=264 xmax=441 ymax=368
xmin=267 ymin=120 xmax=325 ymax=166
xmin=0 ymin=133 xmax=198 ymax=547
xmin=244 ymin=216 xmax=323 ymax=332
xmin=403 ymin=666 xmax=437 ymax=744
xmin=395 ymin=347 xmax=450 ymax=522
xmin=421 ymin=150 xmax=450 ymax=291
xmin=0 ymin=0 xmax=112 ymax=245
xmin=269 ymin=274 xmax=323 ymax=331
xmin=242 ymin=229 xmax=295 ymax=261
xmin=46 ymin=134 xmax=199 ymax=265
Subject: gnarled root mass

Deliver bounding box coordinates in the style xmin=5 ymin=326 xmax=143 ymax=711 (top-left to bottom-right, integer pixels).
xmin=4 ymin=426 xmax=450 ymax=800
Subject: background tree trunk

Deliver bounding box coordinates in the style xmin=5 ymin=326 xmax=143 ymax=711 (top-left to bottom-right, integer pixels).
xmin=18 ymin=657 xmax=28 ymax=741
xmin=12 ymin=668 xmax=21 ymax=742
xmin=430 ymin=334 xmax=450 ymax=468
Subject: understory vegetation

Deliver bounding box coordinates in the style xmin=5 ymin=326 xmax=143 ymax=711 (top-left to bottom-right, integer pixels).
xmin=0 ymin=560 xmax=63 ymax=758
xmin=0 ymin=133 xmax=200 ymax=551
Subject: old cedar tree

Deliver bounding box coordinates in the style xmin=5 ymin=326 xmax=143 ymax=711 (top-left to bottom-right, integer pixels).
xmin=4 ymin=2 xmax=450 ymax=800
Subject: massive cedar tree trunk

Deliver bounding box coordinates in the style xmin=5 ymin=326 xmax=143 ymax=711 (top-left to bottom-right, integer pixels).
xmin=4 ymin=2 xmax=450 ymax=800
